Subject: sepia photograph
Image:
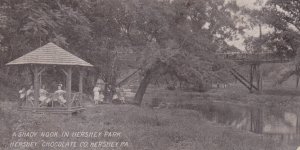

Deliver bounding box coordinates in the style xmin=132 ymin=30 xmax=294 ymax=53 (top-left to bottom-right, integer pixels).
xmin=0 ymin=0 xmax=300 ymax=149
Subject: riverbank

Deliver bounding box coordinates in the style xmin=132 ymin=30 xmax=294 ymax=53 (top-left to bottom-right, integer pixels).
xmin=143 ymin=81 xmax=300 ymax=114
xmin=0 ymin=101 xmax=296 ymax=150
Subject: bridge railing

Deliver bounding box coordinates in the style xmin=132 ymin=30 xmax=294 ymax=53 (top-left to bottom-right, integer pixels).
xmin=216 ymin=52 xmax=293 ymax=63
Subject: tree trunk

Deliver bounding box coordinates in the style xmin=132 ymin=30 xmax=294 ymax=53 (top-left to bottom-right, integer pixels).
xmin=134 ymin=70 xmax=152 ymax=106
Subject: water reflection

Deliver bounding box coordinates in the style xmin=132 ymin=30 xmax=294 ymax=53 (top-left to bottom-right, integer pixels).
xmin=177 ymin=102 xmax=300 ymax=143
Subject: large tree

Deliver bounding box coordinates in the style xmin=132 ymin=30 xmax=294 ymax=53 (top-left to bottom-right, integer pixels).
xmin=127 ymin=0 xmax=241 ymax=105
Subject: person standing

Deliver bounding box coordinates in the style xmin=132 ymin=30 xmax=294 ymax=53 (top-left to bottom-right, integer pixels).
xmin=94 ymin=79 xmax=105 ymax=104
xmin=93 ymin=83 xmax=101 ymax=104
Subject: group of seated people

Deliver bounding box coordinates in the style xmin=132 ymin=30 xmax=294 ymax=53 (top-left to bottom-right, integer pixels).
xmin=93 ymin=79 xmax=126 ymax=104
xmin=113 ymin=87 xmax=126 ymax=104
xmin=18 ymin=84 xmax=67 ymax=107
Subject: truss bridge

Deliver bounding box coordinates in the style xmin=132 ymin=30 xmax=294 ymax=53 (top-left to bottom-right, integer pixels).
xmin=216 ymin=52 xmax=295 ymax=92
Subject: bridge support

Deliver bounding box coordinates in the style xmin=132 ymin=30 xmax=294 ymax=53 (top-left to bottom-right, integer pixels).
xmin=258 ymin=65 xmax=263 ymax=91
xmin=250 ymin=64 xmax=263 ymax=93
xmin=231 ymin=64 xmax=262 ymax=93
xmin=297 ymin=115 xmax=300 ymax=134
xmin=249 ymin=65 xmax=254 ymax=92
xmin=250 ymin=107 xmax=263 ymax=134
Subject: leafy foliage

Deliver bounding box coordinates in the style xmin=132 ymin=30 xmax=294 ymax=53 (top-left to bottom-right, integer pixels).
xmin=243 ymin=0 xmax=300 ymax=85
xmin=0 ymin=0 xmax=241 ymax=104
xmin=244 ymin=0 xmax=300 ymax=57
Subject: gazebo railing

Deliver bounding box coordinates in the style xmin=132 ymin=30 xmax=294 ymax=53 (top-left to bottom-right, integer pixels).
xmin=18 ymin=92 xmax=85 ymax=113
xmin=70 ymin=92 xmax=83 ymax=107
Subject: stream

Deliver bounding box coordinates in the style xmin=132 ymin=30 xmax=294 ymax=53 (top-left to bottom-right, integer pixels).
xmin=176 ymin=102 xmax=300 ymax=144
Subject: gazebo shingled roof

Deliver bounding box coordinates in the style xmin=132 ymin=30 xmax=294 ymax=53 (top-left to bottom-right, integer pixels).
xmin=6 ymin=42 xmax=93 ymax=67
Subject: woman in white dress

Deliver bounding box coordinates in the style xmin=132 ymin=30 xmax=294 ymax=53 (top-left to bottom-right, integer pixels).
xmin=55 ymin=84 xmax=67 ymax=106
xmin=39 ymin=85 xmax=50 ymax=106
xmin=93 ymin=83 xmax=104 ymax=104
xmin=93 ymin=84 xmax=100 ymax=104
xmin=94 ymin=79 xmax=105 ymax=104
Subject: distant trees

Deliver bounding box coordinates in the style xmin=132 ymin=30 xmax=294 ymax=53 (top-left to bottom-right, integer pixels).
xmin=244 ymin=0 xmax=300 ymax=86
xmin=244 ymin=0 xmax=300 ymax=57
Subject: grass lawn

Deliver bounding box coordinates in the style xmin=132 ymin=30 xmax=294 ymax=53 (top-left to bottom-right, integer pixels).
xmin=0 ymin=101 xmax=296 ymax=150
xmin=1 ymin=75 xmax=300 ymax=150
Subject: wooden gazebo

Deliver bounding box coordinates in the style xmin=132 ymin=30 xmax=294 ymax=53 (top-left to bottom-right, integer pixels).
xmin=6 ymin=42 xmax=93 ymax=114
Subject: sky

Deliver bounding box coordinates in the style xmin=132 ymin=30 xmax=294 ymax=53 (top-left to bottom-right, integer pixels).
xmin=227 ymin=0 xmax=264 ymax=51
xmin=236 ymin=0 xmax=257 ymax=7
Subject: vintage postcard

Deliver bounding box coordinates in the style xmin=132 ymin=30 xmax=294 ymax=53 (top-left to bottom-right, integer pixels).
xmin=0 ymin=0 xmax=300 ymax=150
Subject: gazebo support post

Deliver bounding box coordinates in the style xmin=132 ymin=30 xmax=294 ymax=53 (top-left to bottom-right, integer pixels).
xmin=38 ymin=67 xmax=46 ymax=90
xmin=79 ymin=70 xmax=83 ymax=102
xmin=33 ymin=65 xmax=40 ymax=110
xmin=66 ymin=67 xmax=72 ymax=113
